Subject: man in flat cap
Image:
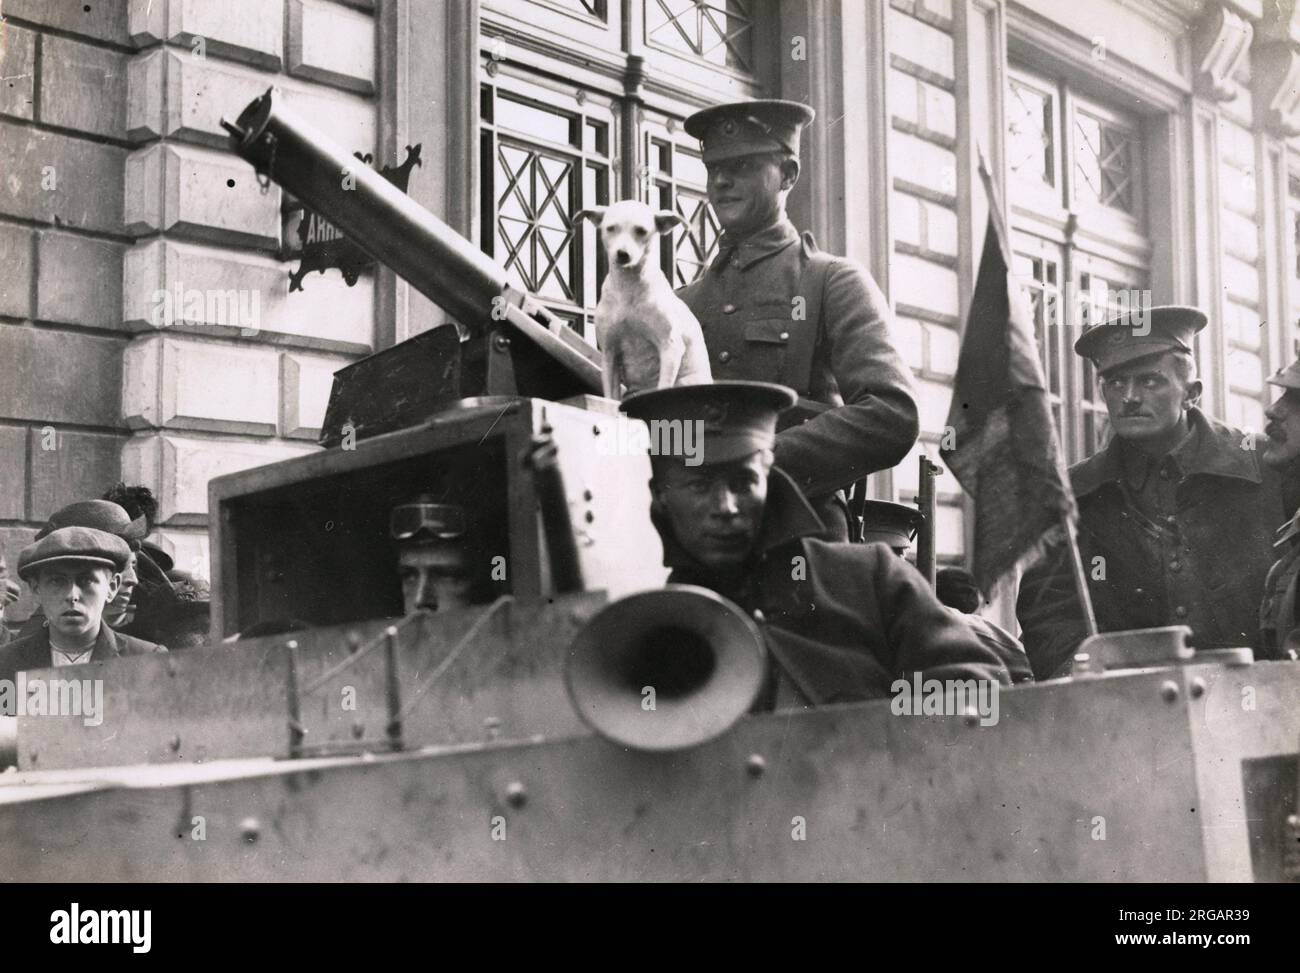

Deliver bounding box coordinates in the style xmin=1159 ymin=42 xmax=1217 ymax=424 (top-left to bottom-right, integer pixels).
xmin=1017 ymin=305 xmax=1286 ymax=677
xmin=15 ymin=499 xmax=176 ymax=644
xmin=677 ymin=100 xmax=919 ymax=541
xmin=622 ymin=382 xmax=1007 ymax=706
xmin=1256 ymin=359 xmax=1300 ymax=659
xmin=0 ymin=527 xmax=166 ymax=693
xmin=861 ymin=500 xmax=1033 ymax=682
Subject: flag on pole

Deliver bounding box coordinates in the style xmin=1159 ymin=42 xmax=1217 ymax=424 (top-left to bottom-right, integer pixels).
xmin=940 ymin=157 xmax=1078 ymax=598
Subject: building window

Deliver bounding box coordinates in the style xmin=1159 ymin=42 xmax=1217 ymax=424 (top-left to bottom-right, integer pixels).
xmin=1072 ymin=105 xmax=1139 ymax=218
xmin=480 ymin=1 xmax=777 ymax=342
xmin=645 ymin=0 xmax=755 ymax=72
xmin=480 ymin=77 xmax=614 ymax=339
xmin=1007 ymin=66 xmax=1151 ymax=464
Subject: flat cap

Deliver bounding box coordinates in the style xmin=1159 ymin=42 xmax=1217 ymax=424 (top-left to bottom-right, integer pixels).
xmin=17 ymin=526 xmax=131 ymax=582
xmin=1268 ymin=357 xmax=1300 ymax=390
xmin=684 ymin=99 xmax=815 ymax=164
xmin=1074 ymin=304 xmax=1206 ymax=375
xmin=861 ymin=500 xmax=924 ymax=552
xmin=36 ymin=499 xmax=148 ymax=542
xmin=620 ymin=381 xmax=797 ymax=466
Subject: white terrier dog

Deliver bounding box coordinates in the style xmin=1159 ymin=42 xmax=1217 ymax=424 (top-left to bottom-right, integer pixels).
xmin=575 ymin=201 xmax=712 ymax=399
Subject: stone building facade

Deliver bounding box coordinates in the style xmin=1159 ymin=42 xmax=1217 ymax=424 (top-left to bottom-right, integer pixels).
xmin=2 ymin=0 xmax=1300 ymax=625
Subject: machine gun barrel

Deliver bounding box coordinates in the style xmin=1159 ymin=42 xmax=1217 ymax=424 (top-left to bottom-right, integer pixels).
xmin=222 ymin=90 xmax=601 ymax=394
xmin=222 ymin=90 xmax=507 ymax=328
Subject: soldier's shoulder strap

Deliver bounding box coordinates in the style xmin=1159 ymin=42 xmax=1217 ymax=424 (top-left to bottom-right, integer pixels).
xmin=795 ymin=231 xmax=838 ymax=399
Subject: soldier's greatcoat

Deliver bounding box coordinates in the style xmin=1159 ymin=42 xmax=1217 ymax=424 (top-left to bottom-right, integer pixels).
xmin=677 ymin=219 xmax=919 ymax=538
xmin=660 ymin=467 xmax=1010 ymax=704
xmin=1017 ymin=407 xmax=1286 ymax=678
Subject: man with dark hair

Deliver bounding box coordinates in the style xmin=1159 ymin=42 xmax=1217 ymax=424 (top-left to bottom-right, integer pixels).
xmin=1017 ymin=305 xmax=1286 ymax=677
xmin=0 ymin=527 xmax=165 ymax=691
xmin=623 ymin=382 xmax=1007 ymax=707
xmin=677 ymin=100 xmax=919 ymax=540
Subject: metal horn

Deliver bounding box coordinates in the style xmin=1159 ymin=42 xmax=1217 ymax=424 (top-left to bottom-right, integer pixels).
xmin=565 ymin=585 xmax=767 ymax=751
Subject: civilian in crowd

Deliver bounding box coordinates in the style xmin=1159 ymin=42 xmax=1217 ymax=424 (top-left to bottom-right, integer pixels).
xmin=0 ymin=527 xmax=166 ymax=693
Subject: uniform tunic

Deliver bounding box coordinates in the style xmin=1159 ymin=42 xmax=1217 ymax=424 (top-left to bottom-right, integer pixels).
xmin=1017 ymin=407 xmax=1286 ymax=678
xmin=659 ymin=467 xmax=1010 ymax=705
xmin=676 ymin=219 xmax=919 ymax=538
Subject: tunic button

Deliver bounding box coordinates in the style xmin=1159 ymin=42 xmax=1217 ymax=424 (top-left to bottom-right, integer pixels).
xmin=1174 ymin=605 xmax=1188 ymax=619
xmin=779 ymin=331 xmax=790 ymax=340
xmin=1169 ymin=561 xmax=1181 ymax=572
xmin=722 ymin=303 xmax=737 ymax=314
xmin=1164 ymin=516 xmax=1177 ymax=527
xmin=719 ymin=351 xmax=731 ymax=363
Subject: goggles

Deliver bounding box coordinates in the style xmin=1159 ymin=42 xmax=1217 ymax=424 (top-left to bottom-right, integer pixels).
xmin=390 ymin=503 xmax=467 ymax=541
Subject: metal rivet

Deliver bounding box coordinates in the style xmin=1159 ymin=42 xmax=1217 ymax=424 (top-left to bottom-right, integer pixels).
xmin=583 ymin=489 xmax=593 ymax=501
xmin=239 ymin=817 xmax=261 ymax=843
xmin=592 ymin=425 xmax=602 ymax=436
xmin=746 ymin=754 xmax=766 ymax=777
xmin=584 ymin=511 xmax=594 ymax=523
xmin=751 ymin=609 xmax=765 ymax=624
xmin=493 ymin=335 xmax=510 ymax=350
xmin=779 ymin=331 xmax=790 ymax=340
xmin=1189 ymin=677 xmax=1206 ymax=699
xmin=506 ymin=781 xmax=527 ymax=808
xmin=1160 ymin=680 xmax=1180 ymax=703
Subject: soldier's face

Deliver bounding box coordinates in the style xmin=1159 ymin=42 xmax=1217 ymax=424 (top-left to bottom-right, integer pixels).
xmin=398 ymin=543 xmax=474 ymax=614
xmin=31 ymin=563 xmax=120 ymax=640
xmin=705 ymin=154 xmax=795 ymax=236
xmin=652 ymin=453 xmax=770 ymax=570
xmin=1263 ymin=388 xmax=1300 ymax=469
xmin=1099 ymin=353 xmax=1198 ymax=445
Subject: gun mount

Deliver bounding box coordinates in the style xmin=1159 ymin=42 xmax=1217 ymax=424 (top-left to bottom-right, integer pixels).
xmin=222 ymin=89 xmax=603 ymax=443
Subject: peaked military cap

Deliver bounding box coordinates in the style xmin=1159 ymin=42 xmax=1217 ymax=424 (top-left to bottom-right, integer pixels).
xmin=684 ymin=99 xmax=815 ymax=164
xmin=620 ymin=381 xmax=797 ymax=466
xmin=1074 ymin=304 xmax=1206 ymax=375
xmin=1267 ymin=357 xmax=1300 ymax=390
xmin=861 ymin=500 xmax=924 ymax=552
xmin=18 ymin=526 xmax=131 ymax=582
xmin=36 ymin=499 xmax=148 ymax=543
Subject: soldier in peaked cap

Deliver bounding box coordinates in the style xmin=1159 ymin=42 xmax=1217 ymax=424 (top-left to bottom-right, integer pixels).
xmin=677 ymin=100 xmax=919 ymax=542
xmin=1017 ymin=304 xmax=1288 ymax=677
xmin=1256 ymin=358 xmax=1300 ymax=659
xmin=621 ymin=382 xmax=1007 ymax=707
xmin=0 ymin=527 xmax=166 ymax=695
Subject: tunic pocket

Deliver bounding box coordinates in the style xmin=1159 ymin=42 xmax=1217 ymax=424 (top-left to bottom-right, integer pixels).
xmin=742 ymin=319 xmax=792 ymax=385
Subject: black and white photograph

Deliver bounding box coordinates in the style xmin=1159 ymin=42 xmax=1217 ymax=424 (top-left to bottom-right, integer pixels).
xmin=0 ymin=0 xmax=1295 ymax=942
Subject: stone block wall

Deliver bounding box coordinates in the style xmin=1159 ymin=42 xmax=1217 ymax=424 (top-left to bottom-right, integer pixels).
xmin=0 ymin=0 xmax=380 ymax=617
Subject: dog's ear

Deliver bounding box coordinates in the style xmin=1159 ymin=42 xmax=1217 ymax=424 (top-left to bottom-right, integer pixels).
xmin=653 ymin=211 xmax=683 ymax=235
xmin=572 ymin=206 xmax=607 ymax=228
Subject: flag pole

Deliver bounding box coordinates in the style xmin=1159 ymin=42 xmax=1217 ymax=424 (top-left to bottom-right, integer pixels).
xmin=1061 ymin=512 xmax=1099 ymax=638
xmin=975 ymin=143 xmax=1098 ymax=638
